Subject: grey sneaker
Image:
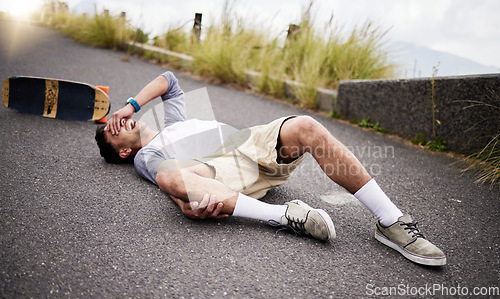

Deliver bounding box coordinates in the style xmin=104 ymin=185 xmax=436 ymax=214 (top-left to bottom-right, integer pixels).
xmin=275 ymin=200 xmax=336 ymax=241
xmin=375 ymin=214 xmax=446 ymax=266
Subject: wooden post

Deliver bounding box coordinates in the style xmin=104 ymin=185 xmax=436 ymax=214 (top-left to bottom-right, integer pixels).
xmin=287 ymin=24 xmax=300 ymax=40
xmin=192 ymin=13 xmax=202 ymax=42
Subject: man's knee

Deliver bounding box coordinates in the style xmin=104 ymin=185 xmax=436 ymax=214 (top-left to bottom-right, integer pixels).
xmin=295 ymin=115 xmax=321 ymax=131
xmin=292 ymin=116 xmax=328 ymax=143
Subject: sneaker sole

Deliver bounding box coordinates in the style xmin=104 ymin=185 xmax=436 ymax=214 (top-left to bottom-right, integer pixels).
xmin=374 ymin=229 xmax=446 ymax=266
xmin=293 ymin=200 xmax=336 ymax=240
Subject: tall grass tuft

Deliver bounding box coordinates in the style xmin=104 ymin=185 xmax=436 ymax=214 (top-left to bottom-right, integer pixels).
xmin=154 ymin=25 xmax=190 ymax=53
xmin=462 ymin=91 xmax=500 ymax=188
xmin=191 ymin=26 xmax=263 ymax=86
xmin=323 ymin=21 xmax=394 ymax=89
xmin=79 ymin=13 xmax=132 ymax=49
xmin=248 ymin=2 xmax=394 ymax=107
xmin=36 ymin=0 xmax=133 ymax=50
xmin=250 ymin=40 xmax=286 ymax=98
xmin=465 ymin=135 xmax=500 ymax=187
xmin=282 ymin=7 xmax=328 ymax=108
xmin=190 ymin=1 xmax=268 ymax=87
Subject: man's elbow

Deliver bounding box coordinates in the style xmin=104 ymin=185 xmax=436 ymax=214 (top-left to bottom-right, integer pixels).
xmin=156 ymin=171 xmax=170 ymax=192
xmin=155 ymin=75 xmax=170 ymax=94
xmin=156 ymin=171 xmax=182 ymax=196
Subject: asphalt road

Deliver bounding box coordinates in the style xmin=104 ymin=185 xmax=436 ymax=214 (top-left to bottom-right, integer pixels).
xmin=1 ymin=19 xmax=499 ymax=298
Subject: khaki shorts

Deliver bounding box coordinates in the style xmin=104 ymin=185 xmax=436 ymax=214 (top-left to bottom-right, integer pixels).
xmin=198 ymin=116 xmax=305 ymax=199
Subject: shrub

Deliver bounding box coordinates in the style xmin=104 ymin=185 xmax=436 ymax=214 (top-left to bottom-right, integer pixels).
xmin=79 ymin=13 xmax=132 ymax=50
xmin=461 ymin=93 xmax=500 ymax=188
xmin=154 ymin=26 xmax=189 ymax=53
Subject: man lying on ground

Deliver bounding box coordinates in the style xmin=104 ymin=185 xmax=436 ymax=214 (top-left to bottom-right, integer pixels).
xmin=95 ymin=71 xmax=446 ymax=266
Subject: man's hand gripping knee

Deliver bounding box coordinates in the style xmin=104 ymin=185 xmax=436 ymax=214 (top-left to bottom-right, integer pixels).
xmin=170 ymin=194 xmax=229 ymax=220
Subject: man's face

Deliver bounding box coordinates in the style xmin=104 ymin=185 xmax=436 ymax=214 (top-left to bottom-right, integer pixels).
xmin=104 ymin=118 xmax=143 ymax=150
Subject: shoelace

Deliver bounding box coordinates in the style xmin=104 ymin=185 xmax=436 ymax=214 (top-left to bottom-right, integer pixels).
xmin=401 ymin=221 xmax=425 ymax=239
xmin=268 ymin=218 xmax=306 ymax=237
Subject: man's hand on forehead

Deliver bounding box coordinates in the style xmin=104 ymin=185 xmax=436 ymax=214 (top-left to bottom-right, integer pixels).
xmin=107 ymin=104 xmax=136 ymax=135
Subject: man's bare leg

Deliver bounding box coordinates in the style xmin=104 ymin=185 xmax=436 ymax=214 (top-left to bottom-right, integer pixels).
xmin=278 ymin=116 xmax=447 ymax=265
xmin=277 ymin=116 xmax=404 ymax=226
xmin=278 ymin=116 xmax=372 ymax=194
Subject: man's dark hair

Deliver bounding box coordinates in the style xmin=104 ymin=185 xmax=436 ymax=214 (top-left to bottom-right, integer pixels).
xmin=95 ymin=125 xmax=134 ymax=164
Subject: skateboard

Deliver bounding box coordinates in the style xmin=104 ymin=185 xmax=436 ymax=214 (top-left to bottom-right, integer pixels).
xmin=2 ymin=76 xmax=110 ymax=121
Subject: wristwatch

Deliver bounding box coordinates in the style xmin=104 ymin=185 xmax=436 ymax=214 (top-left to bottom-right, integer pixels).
xmin=126 ymin=97 xmax=141 ymax=112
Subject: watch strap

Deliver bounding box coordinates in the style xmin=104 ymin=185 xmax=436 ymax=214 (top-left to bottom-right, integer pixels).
xmin=126 ymin=97 xmax=141 ymax=112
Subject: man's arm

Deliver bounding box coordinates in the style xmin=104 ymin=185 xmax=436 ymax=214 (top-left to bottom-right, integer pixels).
xmin=135 ymin=151 xmax=229 ymax=219
xmin=108 ymin=75 xmax=169 ymax=135
xmin=155 ymin=159 xmax=236 ymax=219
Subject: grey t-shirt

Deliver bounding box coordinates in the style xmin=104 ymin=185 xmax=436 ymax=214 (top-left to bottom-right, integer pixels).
xmin=160 ymin=71 xmax=186 ymax=127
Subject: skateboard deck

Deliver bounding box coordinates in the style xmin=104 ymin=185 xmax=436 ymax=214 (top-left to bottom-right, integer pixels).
xmin=2 ymin=76 xmax=110 ymax=121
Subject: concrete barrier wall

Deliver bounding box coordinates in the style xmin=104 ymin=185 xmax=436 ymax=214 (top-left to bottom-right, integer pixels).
xmin=336 ymin=74 xmax=500 ymax=154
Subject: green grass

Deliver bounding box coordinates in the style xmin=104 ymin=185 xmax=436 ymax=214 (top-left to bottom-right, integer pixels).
xmin=461 ymin=92 xmax=500 ymax=188
xmin=154 ymin=25 xmax=190 ymax=53
xmin=250 ymin=40 xmax=287 ymax=98
xmin=322 ymin=21 xmax=394 ymax=89
xmin=357 ymin=117 xmax=389 ymax=133
xmin=34 ymin=0 xmax=394 ymax=105
xmin=463 ymin=134 xmax=499 ymax=188
xmin=283 ymin=17 xmax=328 ymax=108
xmin=194 ymin=2 xmax=392 ymax=108
xmin=191 ymin=26 xmax=265 ymax=87
xmin=410 ymin=133 xmax=447 ymax=152
xmin=188 ymin=1 xmax=262 ymax=86
xmin=81 ymin=14 xmax=132 ymax=49
xmin=425 ymin=137 xmax=447 ymax=152
xmin=36 ymin=1 xmax=133 ymax=50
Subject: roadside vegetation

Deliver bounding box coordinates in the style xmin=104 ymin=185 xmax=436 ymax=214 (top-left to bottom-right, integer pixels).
xmin=464 ymin=134 xmax=500 ymax=188
xmin=30 ymin=0 xmax=394 ymax=108
xmin=3 ymin=0 xmax=498 ymax=188
xmin=32 ymin=1 xmax=133 ymax=50
xmin=461 ymin=92 xmax=500 ymax=188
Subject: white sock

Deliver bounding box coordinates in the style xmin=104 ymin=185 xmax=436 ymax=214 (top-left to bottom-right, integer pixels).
xmin=232 ymin=193 xmax=286 ymax=223
xmin=354 ymin=179 xmax=403 ymax=226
